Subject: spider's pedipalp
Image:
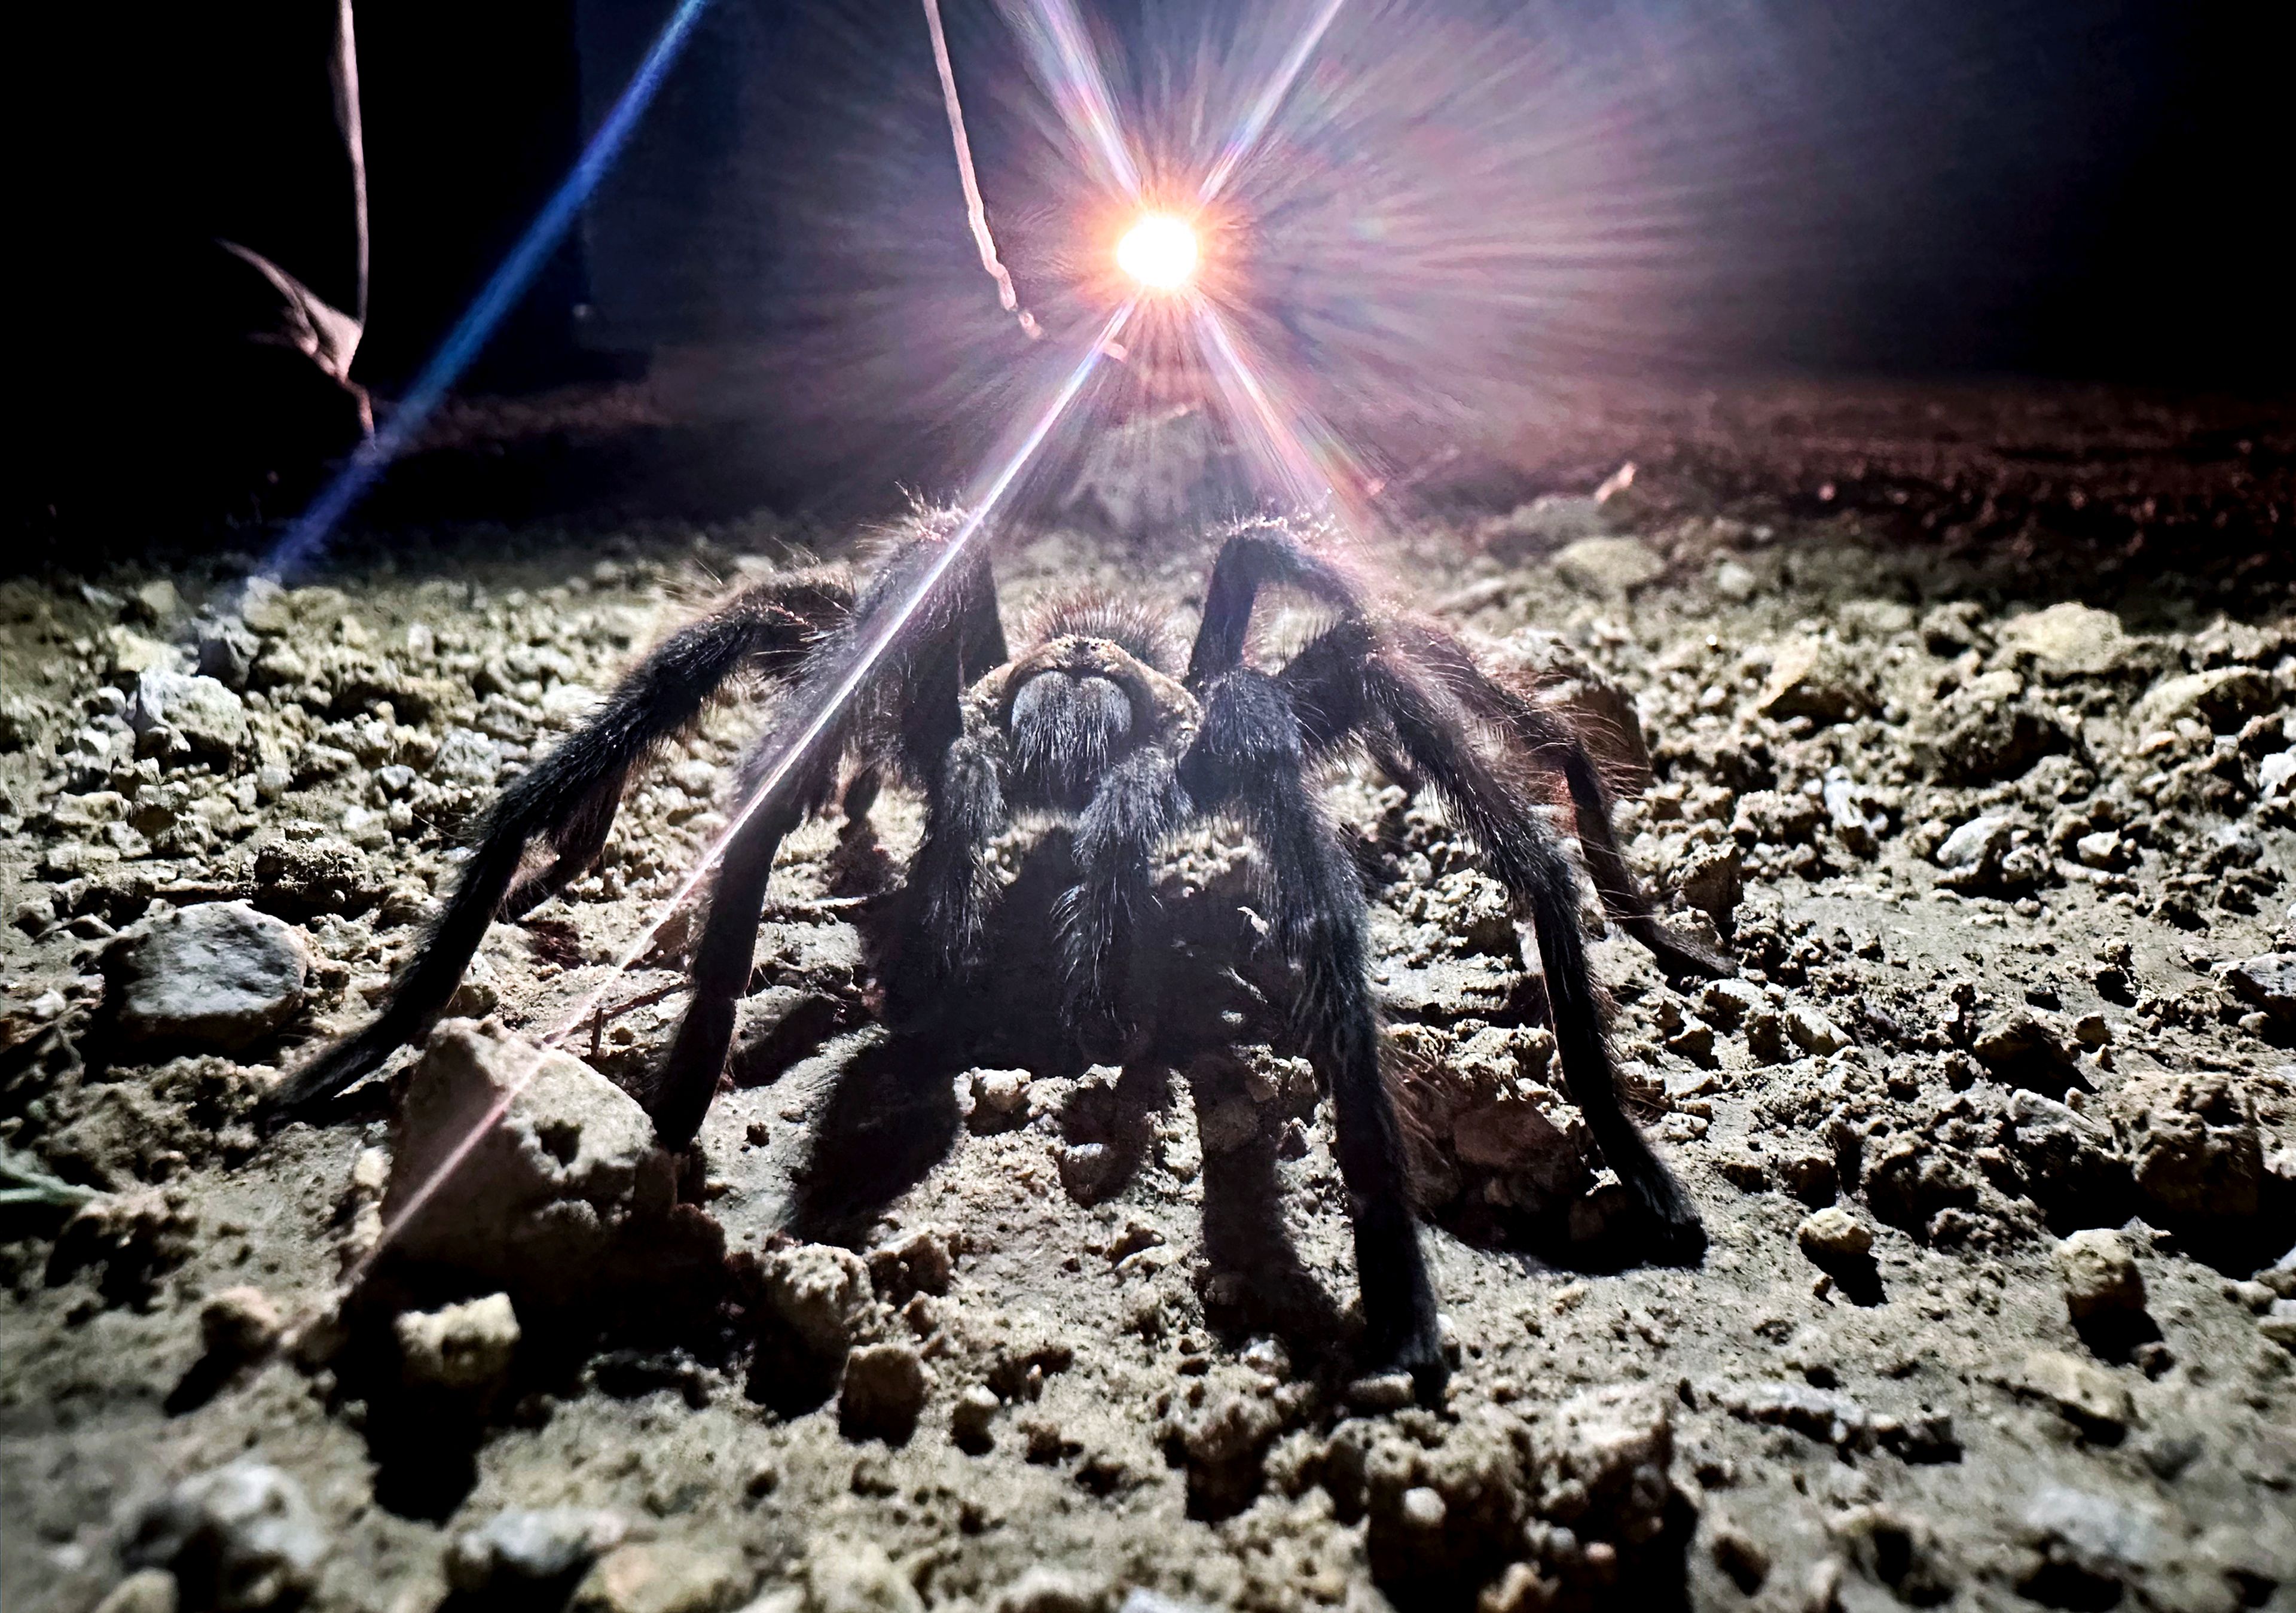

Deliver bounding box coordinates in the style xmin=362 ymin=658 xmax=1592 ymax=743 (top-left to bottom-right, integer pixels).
xmin=1058 ymin=740 xmax=1192 ymax=1061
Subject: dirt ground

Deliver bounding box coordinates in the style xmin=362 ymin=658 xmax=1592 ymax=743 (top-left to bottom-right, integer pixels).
xmin=3 ymin=389 xmax=2294 ymax=1613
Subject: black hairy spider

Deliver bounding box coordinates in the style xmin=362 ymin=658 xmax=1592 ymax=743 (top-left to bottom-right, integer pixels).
xmin=270 ymin=521 xmax=1729 ymax=1393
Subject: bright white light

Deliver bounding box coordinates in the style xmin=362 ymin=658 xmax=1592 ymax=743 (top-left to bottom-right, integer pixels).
xmin=1116 ymin=214 xmax=1198 ymax=291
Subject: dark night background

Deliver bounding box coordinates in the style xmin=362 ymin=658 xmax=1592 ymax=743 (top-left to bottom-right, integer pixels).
xmin=15 ymin=0 xmax=2291 ymax=534
xmin=337 ymin=0 xmax=2293 ymax=392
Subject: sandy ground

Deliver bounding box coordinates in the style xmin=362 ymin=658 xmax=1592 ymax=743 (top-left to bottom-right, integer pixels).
xmin=2 ymin=419 xmax=2294 ymax=1613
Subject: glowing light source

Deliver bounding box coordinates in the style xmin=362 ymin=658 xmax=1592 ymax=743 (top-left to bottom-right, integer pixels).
xmin=1116 ymin=213 xmax=1199 ymax=291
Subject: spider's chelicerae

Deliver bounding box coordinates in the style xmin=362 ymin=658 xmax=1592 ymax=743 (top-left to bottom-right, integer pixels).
xmin=272 ymin=521 xmax=1729 ymax=1394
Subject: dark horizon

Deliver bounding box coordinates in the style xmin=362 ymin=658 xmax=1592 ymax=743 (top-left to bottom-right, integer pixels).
xmin=332 ymin=0 xmax=2295 ymax=395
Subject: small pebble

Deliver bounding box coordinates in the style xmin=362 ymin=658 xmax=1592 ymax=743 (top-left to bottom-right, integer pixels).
xmin=396 ymin=1292 xmax=520 ymax=1395
xmin=199 ymin=1286 xmax=284 ymax=1365
xmin=1797 ymin=1207 xmax=1873 ymax=1263
xmin=2055 ymin=1230 xmax=2147 ymax=1323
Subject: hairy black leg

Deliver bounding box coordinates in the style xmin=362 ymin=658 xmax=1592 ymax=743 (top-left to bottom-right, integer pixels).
xmin=840 ymin=763 xmax=883 ymax=824
xmin=648 ymin=527 xmax=1002 ymax=1142
xmin=1183 ymin=523 xmax=1723 ymax=980
xmin=881 ymin=732 xmax=1009 ymax=1028
xmin=1060 ymin=748 xmax=1190 ymax=1060
xmin=262 ymin=575 xmax=853 ymax=1126
xmin=501 ymin=760 xmax=629 ymax=920
xmin=1281 ymin=622 xmax=1705 ymax=1262
xmin=1181 ymin=669 xmax=1445 ymax=1395
xmin=643 ymin=763 xmax=824 ymax=1147
xmin=1397 ymin=623 xmax=1731 ymax=979
xmin=1186 ymin=521 xmax=1369 ymax=688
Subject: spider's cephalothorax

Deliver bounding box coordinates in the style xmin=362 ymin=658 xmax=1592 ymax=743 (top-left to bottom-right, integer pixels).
xmin=269 ymin=520 xmax=1730 ymax=1395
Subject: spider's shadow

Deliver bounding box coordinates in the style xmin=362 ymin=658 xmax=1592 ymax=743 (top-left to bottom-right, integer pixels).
xmin=772 ymin=827 xmax=1349 ymax=1361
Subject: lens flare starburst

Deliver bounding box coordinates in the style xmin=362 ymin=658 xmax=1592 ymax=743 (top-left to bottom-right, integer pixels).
xmin=1116 ymin=213 xmax=1199 ymax=291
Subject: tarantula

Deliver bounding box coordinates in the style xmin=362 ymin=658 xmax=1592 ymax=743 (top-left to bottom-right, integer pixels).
xmin=270 ymin=520 xmax=1728 ymax=1392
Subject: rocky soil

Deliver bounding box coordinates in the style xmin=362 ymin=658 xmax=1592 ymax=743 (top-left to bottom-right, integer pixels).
xmin=3 ymin=464 xmax=2294 ymax=1613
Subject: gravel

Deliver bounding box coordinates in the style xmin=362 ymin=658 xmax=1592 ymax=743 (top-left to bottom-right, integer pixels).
xmin=4 ymin=493 xmax=2292 ymax=1613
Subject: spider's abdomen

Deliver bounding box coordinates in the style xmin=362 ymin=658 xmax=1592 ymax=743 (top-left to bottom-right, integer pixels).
xmin=1010 ymin=669 xmax=1131 ymax=811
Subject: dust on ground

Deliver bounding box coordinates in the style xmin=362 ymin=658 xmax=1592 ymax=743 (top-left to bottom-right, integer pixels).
xmin=2 ymin=448 xmax=2294 ymax=1613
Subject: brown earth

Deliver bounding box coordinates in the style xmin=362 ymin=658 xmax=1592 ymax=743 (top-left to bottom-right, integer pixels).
xmin=2 ymin=383 xmax=2294 ymax=1613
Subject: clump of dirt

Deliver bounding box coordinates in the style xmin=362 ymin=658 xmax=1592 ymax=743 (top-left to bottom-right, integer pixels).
xmin=2 ymin=475 xmax=2293 ymax=1613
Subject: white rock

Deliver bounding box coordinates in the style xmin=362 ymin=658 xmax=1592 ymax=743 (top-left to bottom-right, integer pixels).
xmin=2260 ymin=750 xmax=2296 ymax=802
xmin=109 ymin=902 xmax=309 ymax=1052
xmin=839 ymin=1342 xmax=929 ymax=1442
xmin=384 ymin=1021 xmax=686 ymax=1304
xmin=1797 ymin=1207 xmax=1873 ymax=1262
xmin=1935 ymin=815 xmax=2012 ymax=871
xmin=129 ymin=669 xmax=248 ymax=760
xmin=2224 ymin=954 xmax=2296 ymax=1023
xmin=430 ymin=727 xmax=505 ymax=786
xmin=2133 ymin=666 xmax=2271 ymax=733
xmin=804 ymin=1536 xmax=924 ymax=1613
xmin=126 ymin=1462 xmax=329 ymax=1611
xmin=1712 ymin=559 xmax=1758 ymax=602
xmin=447 ymin=1507 xmax=627 ymax=1591
xmin=1784 ymin=1003 xmax=1851 ymax=1056
xmin=2054 ymin=1230 xmax=2146 ymax=1322
xmin=964 ymin=1069 xmax=1030 ymax=1131
xmin=396 ymin=1292 xmax=521 ymax=1393
xmin=1553 ymin=535 xmax=1664 ymax=597
xmin=759 ymin=1242 xmax=873 ymax=1359
xmin=1996 ymin=603 xmax=2131 ymax=676
xmin=991 ymin=1567 xmax=1111 ymax=1613
xmin=2017 ymin=1350 xmax=2132 ymax=1434
xmin=91 ymin=1569 xmax=178 ymax=1613
xmin=1494 ymin=493 xmax=1608 ymax=546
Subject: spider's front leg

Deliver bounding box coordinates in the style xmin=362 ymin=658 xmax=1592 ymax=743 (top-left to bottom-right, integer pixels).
xmin=262 ymin=575 xmax=852 ymax=1129
xmin=644 ymin=533 xmax=1003 ymax=1146
xmin=1180 ymin=669 xmax=1447 ymax=1396
xmin=1283 ymin=622 xmax=1706 ymax=1262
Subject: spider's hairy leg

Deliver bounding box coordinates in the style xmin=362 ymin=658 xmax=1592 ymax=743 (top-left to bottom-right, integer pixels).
xmin=1059 ymin=748 xmax=1190 ymax=1060
xmin=641 ymin=746 xmax=827 ymax=1147
xmin=260 ymin=575 xmax=853 ymax=1128
xmin=1397 ymin=622 xmax=1733 ymax=981
xmin=1181 ymin=668 xmax=1446 ymax=1396
xmin=1281 ymin=621 xmax=1706 ymax=1263
xmin=881 ymin=731 xmax=1007 ymax=1029
xmin=645 ymin=528 xmax=1000 ymax=1146
xmin=1187 ymin=522 xmax=1724 ymax=980
xmin=1186 ymin=520 xmax=1371 ymax=688
xmin=500 ymin=755 xmax=629 ymax=921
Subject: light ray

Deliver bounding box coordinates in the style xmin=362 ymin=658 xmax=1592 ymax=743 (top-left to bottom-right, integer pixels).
xmin=1192 ymin=297 xmax=1371 ymax=535
xmin=1005 ymin=0 xmax=1143 ymax=200
xmin=1196 ymin=0 xmax=1349 ymax=205
xmin=344 ymin=300 xmax=1136 ymax=1293
xmin=262 ymin=0 xmax=718 ymax=583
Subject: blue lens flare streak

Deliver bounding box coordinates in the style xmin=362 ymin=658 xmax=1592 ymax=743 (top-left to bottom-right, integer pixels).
xmin=263 ymin=0 xmax=718 ymax=581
